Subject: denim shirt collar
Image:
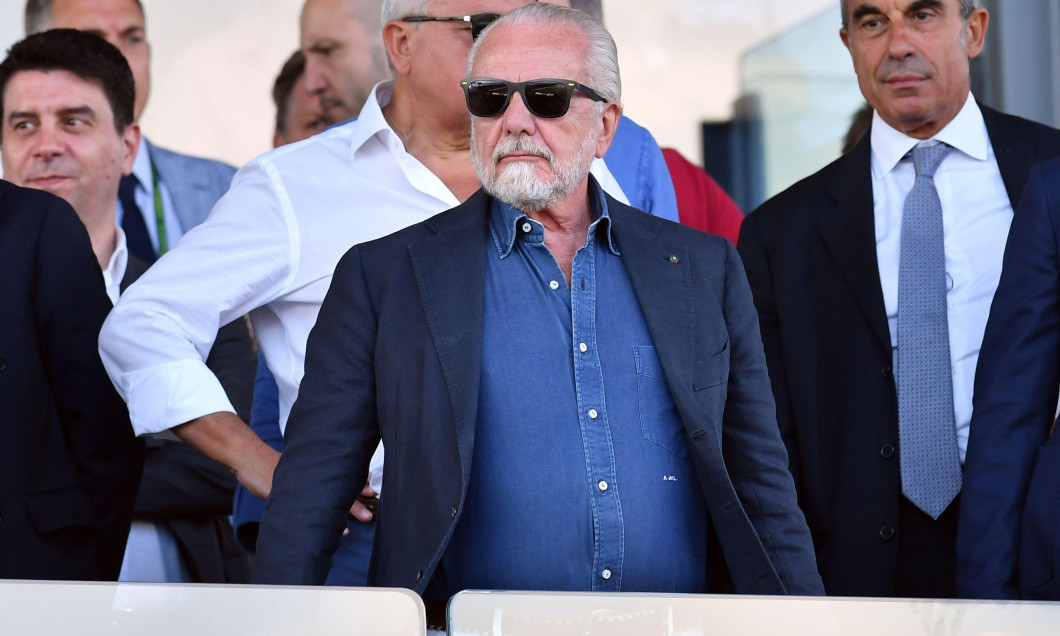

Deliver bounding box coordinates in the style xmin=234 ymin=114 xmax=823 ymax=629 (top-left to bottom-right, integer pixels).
xmin=488 ymin=176 xmax=619 ymax=259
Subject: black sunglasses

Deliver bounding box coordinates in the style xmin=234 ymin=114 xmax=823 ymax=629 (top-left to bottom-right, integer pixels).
xmin=400 ymin=13 xmax=500 ymax=40
xmin=461 ymin=77 xmax=608 ymax=119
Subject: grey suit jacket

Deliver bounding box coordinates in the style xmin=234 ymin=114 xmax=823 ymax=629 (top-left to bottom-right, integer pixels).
xmin=146 ymin=139 xmax=237 ymax=236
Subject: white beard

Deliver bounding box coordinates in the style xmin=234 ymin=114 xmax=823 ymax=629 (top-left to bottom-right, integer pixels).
xmin=472 ymin=127 xmax=598 ymax=212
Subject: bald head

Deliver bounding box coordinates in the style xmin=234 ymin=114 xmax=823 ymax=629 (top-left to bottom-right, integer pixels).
xmin=300 ymin=0 xmax=391 ymax=121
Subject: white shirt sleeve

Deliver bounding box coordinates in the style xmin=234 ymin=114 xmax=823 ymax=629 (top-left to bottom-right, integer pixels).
xmin=100 ymin=160 xmax=298 ymax=435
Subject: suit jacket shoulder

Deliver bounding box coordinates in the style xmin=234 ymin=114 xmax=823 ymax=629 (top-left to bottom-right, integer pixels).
xmin=981 ymin=106 xmax=1060 ymax=204
xmin=146 ymin=139 xmax=238 ymax=231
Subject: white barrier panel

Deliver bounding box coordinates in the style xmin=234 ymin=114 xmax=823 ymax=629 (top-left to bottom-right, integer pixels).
xmin=448 ymin=590 xmax=1060 ymax=636
xmin=0 ymin=581 xmax=425 ymax=636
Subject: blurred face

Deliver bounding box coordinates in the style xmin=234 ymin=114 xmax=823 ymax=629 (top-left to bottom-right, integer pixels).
xmin=841 ymin=0 xmax=987 ymax=139
xmin=397 ymin=0 xmax=532 ymax=130
xmin=49 ymin=0 xmax=151 ymax=122
xmin=301 ymin=0 xmax=389 ymax=121
xmin=274 ymin=73 xmax=335 ymax=147
xmin=1 ymin=69 xmax=139 ymax=221
xmin=468 ymin=21 xmax=619 ymax=211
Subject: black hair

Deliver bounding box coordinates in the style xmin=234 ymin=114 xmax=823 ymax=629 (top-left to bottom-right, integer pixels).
xmin=0 ymin=28 xmax=136 ymax=133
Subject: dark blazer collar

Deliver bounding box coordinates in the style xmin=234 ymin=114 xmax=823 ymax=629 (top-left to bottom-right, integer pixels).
xmin=609 ymin=199 xmax=695 ymax=385
xmin=982 ymin=105 xmax=1042 ymax=206
xmin=814 ymin=134 xmax=892 ymax=351
xmin=411 ymin=189 xmax=490 ymax=484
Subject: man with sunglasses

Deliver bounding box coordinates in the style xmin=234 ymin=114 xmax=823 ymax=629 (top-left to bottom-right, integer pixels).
xmin=254 ymin=3 xmax=824 ymax=608
xmin=102 ymin=0 xmax=683 ymax=583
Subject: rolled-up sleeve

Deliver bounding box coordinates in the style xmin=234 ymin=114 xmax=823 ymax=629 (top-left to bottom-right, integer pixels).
xmin=100 ymin=160 xmax=298 ymax=435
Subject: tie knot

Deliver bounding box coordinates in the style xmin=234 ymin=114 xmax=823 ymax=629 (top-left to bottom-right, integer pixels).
xmin=912 ymin=142 xmax=951 ymax=178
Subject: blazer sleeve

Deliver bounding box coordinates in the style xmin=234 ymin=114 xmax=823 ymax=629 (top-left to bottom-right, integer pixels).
xmin=718 ymin=239 xmax=824 ymax=595
xmin=957 ymin=161 xmax=1060 ymax=599
xmin=253 ymin=246 xmax=380 ymax=585
xmin=36 ymin=198 xmax=143 ymax=580
xmin=737 ymin=212 xmax=803 ymax=491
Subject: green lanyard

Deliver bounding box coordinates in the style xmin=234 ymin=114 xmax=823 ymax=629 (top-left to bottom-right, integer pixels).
xmin=149 ymin=158 xmax=169 ymax=255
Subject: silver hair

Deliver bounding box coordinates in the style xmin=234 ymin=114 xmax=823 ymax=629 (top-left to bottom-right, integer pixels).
xmin=466 ymin=2 xmax=621 ymax=106
xmin=381 ymin=0 xmax=432 ymax=26
xmin=840 ymin=0 xmax=978 ymax=31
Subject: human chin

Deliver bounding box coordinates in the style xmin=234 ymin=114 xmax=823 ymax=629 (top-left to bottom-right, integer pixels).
xmin=489 ymin=160 xmax=563 ymax=212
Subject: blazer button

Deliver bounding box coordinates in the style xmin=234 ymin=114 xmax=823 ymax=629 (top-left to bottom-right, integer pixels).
xmin=878 ymin=525 xmax=895 ymax=541
xmin=451 ymin=506 xmax=458 ymax=518
xmin=880 ymin=443 xmax=895 ymax=459
xmin=416 ymin=570 xmax=423 ymax=582
xmin=880 ymin=363 xmax=892 ymax=379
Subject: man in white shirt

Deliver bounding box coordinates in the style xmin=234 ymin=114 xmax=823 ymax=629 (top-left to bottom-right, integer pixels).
xmin=100 ymin=0 xmax=528 ymax=511
xmin=737 ymin=0 xmax=1060 ymax=597
xmin=100 ymin=0 xmax=645 ymax=511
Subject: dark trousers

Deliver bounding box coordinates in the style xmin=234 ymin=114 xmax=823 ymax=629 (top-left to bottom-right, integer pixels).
xmin=895 ymin=494 xmax=959 ymax=598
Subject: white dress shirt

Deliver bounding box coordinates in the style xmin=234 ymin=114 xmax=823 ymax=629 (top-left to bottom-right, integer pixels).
xmin=100 ymin=82 xmax=628 ymax=489
xmin=101 ymin=225 xmax=128 ymax=305
xmin=871 ymin=95 xmax=1013 ymax=462
xmin=116 ymin=136 xmax=182 ymax=252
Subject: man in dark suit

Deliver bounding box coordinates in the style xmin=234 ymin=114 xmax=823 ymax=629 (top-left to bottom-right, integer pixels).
xmin=255 ymin=3 xmax=823 ymax=607
xmin=738 ymin=0 xmax=1060 ymax=597
xmin=0 ymin=176 xmax=141 ymax=581
xmin=0 ymin=28 xmax=253 ymax=583
xmin=957 ymin=157 xmax=1060 ymax=600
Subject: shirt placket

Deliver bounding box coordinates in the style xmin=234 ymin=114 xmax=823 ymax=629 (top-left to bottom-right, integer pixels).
xmin=570 ymin=230 xmax=623 ymax=592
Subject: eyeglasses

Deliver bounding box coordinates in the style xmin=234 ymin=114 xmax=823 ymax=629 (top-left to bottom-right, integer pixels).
xmin=461 ymin=77 xmax=608 ymax=119
xmin=400 ymin=13 xmax=500 ymax=40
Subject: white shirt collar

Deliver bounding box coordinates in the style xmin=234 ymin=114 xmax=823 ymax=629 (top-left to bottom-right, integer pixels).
xmin=347 ymin=81 xmax=404 ymax=160
xmin=870 ymin=93 xmax=989 ymax=179
xmin=102 ymin=225 xmax=129 ymax=305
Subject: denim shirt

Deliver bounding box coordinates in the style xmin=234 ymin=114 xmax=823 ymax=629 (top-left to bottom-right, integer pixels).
xmin=434 ymin=184 xmax=708 ymax=595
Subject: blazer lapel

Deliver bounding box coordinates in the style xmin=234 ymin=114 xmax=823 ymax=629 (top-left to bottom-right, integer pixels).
xmin=814 ymin=136 xmax=891 ymax=352
xmin=146 ymin=140 xmax=210 ymax=233
xmin=408 ymin=192 xmax=489 ymax=484
xmin=983 ymin=105 xmax=1043 ymax=208
xmin=610 ymin=201 xmax=695 ymax=388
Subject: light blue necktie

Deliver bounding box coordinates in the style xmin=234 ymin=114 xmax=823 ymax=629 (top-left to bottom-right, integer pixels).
xmin=897 ymin=141 xmax=961 ymax=520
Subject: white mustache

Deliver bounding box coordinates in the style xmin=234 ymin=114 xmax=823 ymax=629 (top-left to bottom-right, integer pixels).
xmin=492 ymin=135 xmax=553 ymax=165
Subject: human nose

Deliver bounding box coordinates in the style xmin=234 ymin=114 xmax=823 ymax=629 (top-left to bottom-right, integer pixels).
xmin=302 ymin=57 xmax=329 ymax=94
xmin=502 ymin=89 xmax=537 ymax=136
xmin=886 ymin=20 xmax=917 ymax=58
xmin=33 ymin=123 xmax=65 ymax=159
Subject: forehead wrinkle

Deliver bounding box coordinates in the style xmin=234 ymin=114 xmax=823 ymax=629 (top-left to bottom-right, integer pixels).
xmin=474 ymin=23 xmax=586 ymax=83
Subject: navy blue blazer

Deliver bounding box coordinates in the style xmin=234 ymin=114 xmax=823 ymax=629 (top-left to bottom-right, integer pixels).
xmin=738 ymin=106 xmax=1060 ymax=597
xmin=0 ymin=179 xmax=142 ymax=581
xmin=958 ymin=157 xmax=1060 ymax=600
xmin=254 ymin=186 xmax=823 ymax=596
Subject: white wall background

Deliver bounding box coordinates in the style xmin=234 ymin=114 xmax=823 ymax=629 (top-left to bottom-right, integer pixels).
xmin=0 ymin=0 xmax=842 ymax=169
